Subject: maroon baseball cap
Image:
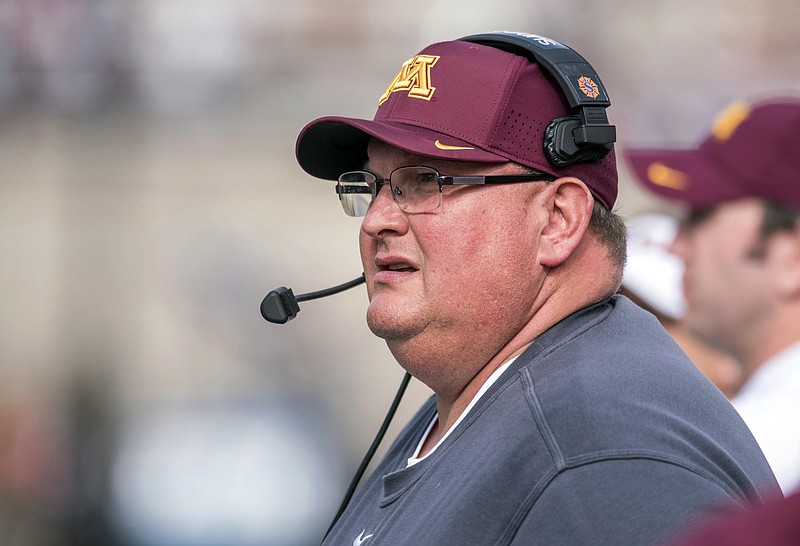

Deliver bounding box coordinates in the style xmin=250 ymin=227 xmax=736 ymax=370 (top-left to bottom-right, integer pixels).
xmin=295 ymin=37 xmax=618 ymax=208
xmin=624 ymin=98 xmax=800 ymax=209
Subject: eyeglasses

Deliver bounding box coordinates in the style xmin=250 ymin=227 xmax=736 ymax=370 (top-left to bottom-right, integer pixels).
xmin=335 ymin=165 xmax=556 ymax=217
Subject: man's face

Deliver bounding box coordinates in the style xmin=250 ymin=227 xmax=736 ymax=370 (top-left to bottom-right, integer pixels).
xmin=670 ymin=198 xmax=771 ymax=353
xmin=357 ymin=140 xmax=550 ymax=371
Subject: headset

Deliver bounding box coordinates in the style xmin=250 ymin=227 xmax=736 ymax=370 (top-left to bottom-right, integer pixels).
xmin=459 ymin=31 xmax=616 ymax=167
xmin=263 ymin=31 xmax=615 ymax=543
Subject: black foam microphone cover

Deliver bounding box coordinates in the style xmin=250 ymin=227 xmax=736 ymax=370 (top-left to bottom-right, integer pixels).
xmin=261 ymin=287 xmax=301 ymax=324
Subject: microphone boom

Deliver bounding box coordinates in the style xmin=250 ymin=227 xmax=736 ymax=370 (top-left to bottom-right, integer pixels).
xmin=260 ymin=274 xmax=366 ymax=324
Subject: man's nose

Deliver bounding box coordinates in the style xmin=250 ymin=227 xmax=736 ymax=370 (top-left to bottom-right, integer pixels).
xmin=360 ymin=184 xmax=408 ymax=238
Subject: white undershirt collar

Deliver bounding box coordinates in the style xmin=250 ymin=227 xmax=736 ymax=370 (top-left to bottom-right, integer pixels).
xmin=406 ymin=355 xmax=519 ymax=467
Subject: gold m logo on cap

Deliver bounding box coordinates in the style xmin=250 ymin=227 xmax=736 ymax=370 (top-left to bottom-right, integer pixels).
xmin=378 ymin=54 xmax=440 ymax=106
xmin=647 ymin=162 xmax=689 ymax=190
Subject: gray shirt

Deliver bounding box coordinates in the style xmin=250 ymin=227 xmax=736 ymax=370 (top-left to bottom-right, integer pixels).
xmin=323 ymin=296 xmax=780 ymax=546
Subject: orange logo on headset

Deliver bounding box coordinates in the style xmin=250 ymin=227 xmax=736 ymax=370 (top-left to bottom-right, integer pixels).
xmin=577 ymin=76 xmax=600 ymax=99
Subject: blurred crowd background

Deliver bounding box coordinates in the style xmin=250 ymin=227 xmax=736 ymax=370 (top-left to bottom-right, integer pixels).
xmin=1 ymin=0 xmax=798 ymax=544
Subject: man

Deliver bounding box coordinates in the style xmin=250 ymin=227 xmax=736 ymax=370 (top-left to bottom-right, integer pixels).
xmin=621 ymin=213 xmax=743 ymax=398
xmin=625 ymin=98 xmax=800 ymax=495
xmin=295 ymin=32 xmax=779 ymax=545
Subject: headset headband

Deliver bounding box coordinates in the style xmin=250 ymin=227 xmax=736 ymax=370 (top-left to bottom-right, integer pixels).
xmin=460 ymin=31 xmax=616 ymax=166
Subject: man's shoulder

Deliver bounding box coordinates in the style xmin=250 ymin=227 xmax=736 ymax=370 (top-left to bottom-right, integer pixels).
xmin=519 ymin=294 xmax=691 ymax=382
xmin=503 ymin=295 xmax=777 ymax=499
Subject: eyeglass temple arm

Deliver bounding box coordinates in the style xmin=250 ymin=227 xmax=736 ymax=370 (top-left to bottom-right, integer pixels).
xmin=440 ymin=173 xmax=554 ymax=185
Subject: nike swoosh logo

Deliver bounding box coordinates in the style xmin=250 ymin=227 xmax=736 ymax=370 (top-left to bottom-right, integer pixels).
xmin=646 ymin=161 xmax=688 ymax=190
xmin=353 ymin=530 xmax=374 ymax=546
xmin=434 ymin=139 xmax=475 ymax=151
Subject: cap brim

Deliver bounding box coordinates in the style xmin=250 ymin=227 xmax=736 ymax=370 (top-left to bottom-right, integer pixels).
xmin=623 ymin=148 xmax=746 ymax=207
xmin=296 ymin=116 xmax=513 ymax=180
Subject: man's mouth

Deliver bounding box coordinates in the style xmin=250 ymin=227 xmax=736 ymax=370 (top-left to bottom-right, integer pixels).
xmin=385 ymin=263 xmax=417 ymax=272
xmin=373 ymin=257 xmax=418 ymax=281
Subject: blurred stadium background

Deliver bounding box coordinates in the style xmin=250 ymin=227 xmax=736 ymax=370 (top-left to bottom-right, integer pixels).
xmin=0 ymin=0 xmax=798 ymax=544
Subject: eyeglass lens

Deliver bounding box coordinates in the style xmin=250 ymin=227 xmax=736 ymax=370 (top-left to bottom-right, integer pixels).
xmin=337 ymin=167 xmax=441 ymax=217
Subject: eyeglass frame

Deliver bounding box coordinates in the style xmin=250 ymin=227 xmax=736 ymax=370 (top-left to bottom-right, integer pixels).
xmin=335 ymin=165 xmax=557 ymax=217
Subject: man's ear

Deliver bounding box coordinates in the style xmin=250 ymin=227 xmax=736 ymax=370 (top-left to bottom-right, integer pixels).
xmin=770 ymin=221 xmax=800 ymax=298
xmin=537 ymin=177 xmax=594 ymax=268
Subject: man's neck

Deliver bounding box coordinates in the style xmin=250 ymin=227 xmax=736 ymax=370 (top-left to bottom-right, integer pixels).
xmin=745 ymin=332 xmax=800 ymax=381
xmin=420 ymin=353 xmax=521 ymax=458
xmin=423 ymin=290 xmax=611 ymax=453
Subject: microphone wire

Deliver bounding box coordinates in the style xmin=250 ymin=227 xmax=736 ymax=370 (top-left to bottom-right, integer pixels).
xmin=297 ymin=274 xmax=365 ymax=302
xmin=322 ymin=371 xmax=412 ymax=542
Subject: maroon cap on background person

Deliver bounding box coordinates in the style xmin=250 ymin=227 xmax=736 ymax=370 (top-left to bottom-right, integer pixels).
xmin=295 ymin=38 xmax=618 ymax=209
xmin=624 ymin=98 xmax=800 ymax=209
xmin=664 ymin=491 xmax=800 ymax=546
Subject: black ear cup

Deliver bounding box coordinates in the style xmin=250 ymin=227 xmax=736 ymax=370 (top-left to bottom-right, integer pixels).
xmin=544 ymin=115 xmax=614 ymax=167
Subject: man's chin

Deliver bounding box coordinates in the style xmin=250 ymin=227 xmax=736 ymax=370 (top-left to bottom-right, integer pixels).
xmin=366 ymin=316 xmax=410 ymax=341
xmin=366 ymin=307 xmax=422 ymax=341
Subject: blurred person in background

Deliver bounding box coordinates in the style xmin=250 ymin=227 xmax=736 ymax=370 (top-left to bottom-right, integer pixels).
xmin=664 ymin=490 xmax=800 ymax=546
xmin=290 ymin=31 xmax=779 ymax=545
xmin=626 ymin=97 xmax=800 ymax=495
xmin=621 ymin=212 xmax=744 ymax=398
xmin=0 ymin=398 xmax=73 ymax=546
